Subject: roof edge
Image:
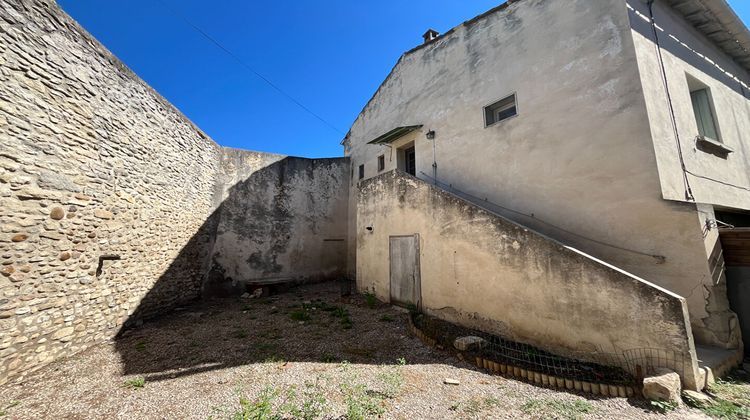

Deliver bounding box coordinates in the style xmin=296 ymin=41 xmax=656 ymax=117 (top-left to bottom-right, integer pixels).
xmin=668 ymin=0 xmax=750 ymax=74
xmin=346 ymin=1 xmax=519 ymax=137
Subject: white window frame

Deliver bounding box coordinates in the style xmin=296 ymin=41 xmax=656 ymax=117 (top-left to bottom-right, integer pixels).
xmin=686 ymin=75 xmax=722 ymax=142
xmin=483 ymin=93 xmax=518 ymax=128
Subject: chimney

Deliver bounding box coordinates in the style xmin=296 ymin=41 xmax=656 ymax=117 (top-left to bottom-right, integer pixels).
xmin=422 ymin=29 xmax=439 ymax=44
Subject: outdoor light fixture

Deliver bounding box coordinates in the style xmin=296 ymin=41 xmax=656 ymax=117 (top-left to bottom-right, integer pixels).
xmin=426 ymin=130 xmax=436 ymax=140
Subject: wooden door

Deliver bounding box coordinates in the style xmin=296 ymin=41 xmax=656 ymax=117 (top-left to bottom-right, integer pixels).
xmin=389 ymin=234 xmax=421 ymax=308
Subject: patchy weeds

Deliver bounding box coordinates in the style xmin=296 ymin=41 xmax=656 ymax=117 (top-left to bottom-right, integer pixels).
xmin=0 ymin=282 xmax=716 ymax=419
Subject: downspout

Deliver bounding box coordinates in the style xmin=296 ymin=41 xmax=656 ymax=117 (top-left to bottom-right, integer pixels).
xmin=432 ymin=136 xmax=437 ymax=183
xmin=426 ymin=130 xmax=438 ymax=184
xmin=646 ymin=0 xmax=695 ymax=201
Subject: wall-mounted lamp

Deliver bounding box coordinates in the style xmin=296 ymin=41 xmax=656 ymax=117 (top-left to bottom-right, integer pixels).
xmin=425 ymin=130 xmax=436 ymax=140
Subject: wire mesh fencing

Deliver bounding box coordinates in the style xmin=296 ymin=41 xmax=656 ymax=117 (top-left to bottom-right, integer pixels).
xmin=480 ymin=335 xmax=634 ymax=386
xmin=411 ymin=312 xmax=693 ymax=388
xmin=621 ymin=347 xmax=692 ymax=384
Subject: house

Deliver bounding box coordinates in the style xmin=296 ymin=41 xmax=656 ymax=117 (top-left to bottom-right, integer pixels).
xmin=344 ymin=0 xmax=749 ymax=390
xmin=1 ymin=0 xmax=747 ymax=394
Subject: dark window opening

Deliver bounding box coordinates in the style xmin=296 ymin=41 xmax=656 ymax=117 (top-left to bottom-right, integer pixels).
xmin=484 ymin=94 xmax=517 ymax=127
xmin=716 ymin=210 xmax=750 ymax=228
xmin=378 ymin=155 xmax=385 ymax=172
xmin=358 ymin=164 xmax=365 ymax=180
xmin=404 ymin=147 xmax=416 ymax=176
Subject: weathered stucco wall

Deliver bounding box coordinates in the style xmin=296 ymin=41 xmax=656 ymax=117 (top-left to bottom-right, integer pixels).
xmin=0 ymin=0 xmax=222 ymax=383
xmin=629 ymin=0 xmax=750 ymax=210
xmin=357 ymin=170 xmax=700 ymax=389
xmin=345 ymin=0 xmax=740 ymax=349
xmin=0 ymin=0 xmax=349 ymax=385
xmin=628 ymin=0 xmax=748 ymax=348
xmin=206 ymin=151 xmax=349 ymax=294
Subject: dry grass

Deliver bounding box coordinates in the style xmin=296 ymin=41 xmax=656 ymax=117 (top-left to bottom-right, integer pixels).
xmin=0 ymin=282 xmax=712 ymax=419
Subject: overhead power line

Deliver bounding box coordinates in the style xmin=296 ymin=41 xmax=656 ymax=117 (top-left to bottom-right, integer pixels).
xmin=155 ymin=0 xmax=344 ymax=135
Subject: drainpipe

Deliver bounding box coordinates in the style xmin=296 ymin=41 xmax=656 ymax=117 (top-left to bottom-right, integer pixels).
xmin=646 ymin=0 xmax=695 ymax=202
xmin=426 ymin=130 xmax=437 ymax=183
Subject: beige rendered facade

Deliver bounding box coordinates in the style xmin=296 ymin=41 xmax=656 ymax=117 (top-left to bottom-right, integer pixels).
xmin=358 ymin=170 xmax=701 ymax=389
xmin=345 ymin=0 xmax=749 ymax=380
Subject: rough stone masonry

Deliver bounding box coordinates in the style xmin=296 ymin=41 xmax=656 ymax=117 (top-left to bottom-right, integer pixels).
xmin=0 ymin=0 xmax=348 ymax=384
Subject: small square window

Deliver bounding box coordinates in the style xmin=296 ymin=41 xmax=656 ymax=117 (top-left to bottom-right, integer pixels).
xmin=377 ymin=155 xmax=385 ymax=172
xmin=484 ymin=94 xmax=517 ymax=127
xmin=358 ymin=164 xmax=365 ymax=180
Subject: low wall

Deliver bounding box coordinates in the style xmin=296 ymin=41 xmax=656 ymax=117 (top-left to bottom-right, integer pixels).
xmin=205 ymin=150 xmax=349 ymax=294
xmin=357 ymin=170 xmax=700 ymax=389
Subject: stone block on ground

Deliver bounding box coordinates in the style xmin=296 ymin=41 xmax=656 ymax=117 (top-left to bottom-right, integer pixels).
xmin=453 ymin=336 xmax=486 ymax=352
xmin=642 ymin=368 xmax=682 ymax=404
xmin=682 ymin=390 xmax=712 ymax=408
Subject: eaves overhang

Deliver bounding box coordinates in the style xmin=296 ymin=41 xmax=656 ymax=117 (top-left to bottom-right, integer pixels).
xmin=367 ymin=125 xmax=423 ymax=145
xmin=666 ymin=0 xmax=750 ymax=74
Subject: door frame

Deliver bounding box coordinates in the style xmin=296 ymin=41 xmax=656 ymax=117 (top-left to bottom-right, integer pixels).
xmin=396 ymin=142 xmax=416 ymax=176
xmin=388 ymin=234 xmax=422 ymax=310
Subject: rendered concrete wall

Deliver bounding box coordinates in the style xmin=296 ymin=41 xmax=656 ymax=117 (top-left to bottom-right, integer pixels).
xmin=206 ymin=150 xmax=349 ymax=294
xmin=0 ymin=0 xmax=222 ymax=383
xmin=345 ymin=0 xmax=740 ymax=348
xmin=628 ymin=0 xmax=748 ymax=348
xmin=629 ymin=0 xmax=750 ymax=210
xmin=357 ymin=170 xmax=700 ymax=389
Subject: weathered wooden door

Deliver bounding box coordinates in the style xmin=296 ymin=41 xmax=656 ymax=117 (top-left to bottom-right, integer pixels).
xmin=389 ymin=234 xmax=421 ymax=308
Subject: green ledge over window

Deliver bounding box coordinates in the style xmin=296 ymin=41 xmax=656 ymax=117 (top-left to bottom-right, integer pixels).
xmin=367 ymin=125 xmax=423 ymax=145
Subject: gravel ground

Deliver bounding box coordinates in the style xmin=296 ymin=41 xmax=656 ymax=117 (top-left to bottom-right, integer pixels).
xmin=0 ymin=282 xmax=715 ymax=419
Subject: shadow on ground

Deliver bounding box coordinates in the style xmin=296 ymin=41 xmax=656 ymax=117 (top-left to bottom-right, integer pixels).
xmin=112 ymin=156 xmax=349 ymax=379
xmin=110 ymin=281 xmax=694 ymax=417
xmin=115 ymin=282 xmax=447 ymax=382
xmin=1 ymin=280 xmax=698 ymax=420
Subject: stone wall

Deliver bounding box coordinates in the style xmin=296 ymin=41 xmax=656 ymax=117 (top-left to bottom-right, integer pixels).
xmin=0 ymin=0 xmax=223 ymax=383
xmin=206 ymin=150 xmax=349 ymax=295
xmin=0 ymin=0 xmax=349 ymax=384
xmin=357 ymin=170 xmax=701 ymax=390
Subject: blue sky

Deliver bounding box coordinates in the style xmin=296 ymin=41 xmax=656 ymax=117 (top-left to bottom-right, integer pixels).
xmin=58 ymin=1 xmax=750 ymax=158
